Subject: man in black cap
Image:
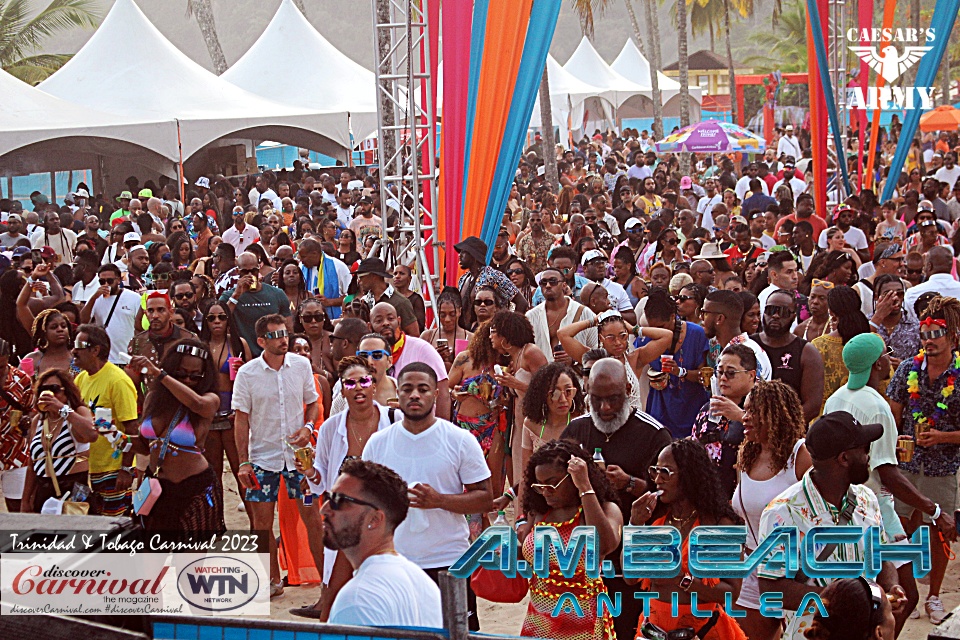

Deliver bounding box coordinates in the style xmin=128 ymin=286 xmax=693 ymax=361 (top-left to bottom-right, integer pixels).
xmin=357 ymin=257 xmax=419 ymax=335
xmin=455 ymin=236 xmax=527 ymax=330
xmin=757 ymin=411 xmax=905 ymax=633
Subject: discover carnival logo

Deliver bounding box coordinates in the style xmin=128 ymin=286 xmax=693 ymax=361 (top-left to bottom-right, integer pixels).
xmin=846 ymin=27 xmax=936 ymax=110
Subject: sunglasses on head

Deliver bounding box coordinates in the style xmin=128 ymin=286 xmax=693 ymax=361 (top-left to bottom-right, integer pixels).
xmin=531 ymin=474 xmax=570 ymax=495
xmin=342 ymin=375 xmax=374 ymax=390
xmin=300 ymin=313 xmax=325 ymax=324
xmin=38 ymin=384 xmax=64 ymax=395
xmin=206 ymin=313 xmax=227 ymax=322
xmin=322 ymin=491 xmax=378 ymax=511
xmin=357 ymin=349 xmax=390 ymax=361
xmin=811 ymin=278 xmax=835 ymax=290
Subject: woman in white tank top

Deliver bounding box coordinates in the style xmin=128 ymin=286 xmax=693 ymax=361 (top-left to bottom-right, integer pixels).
xmin=732 ymin=380 xmax=812 ymax=640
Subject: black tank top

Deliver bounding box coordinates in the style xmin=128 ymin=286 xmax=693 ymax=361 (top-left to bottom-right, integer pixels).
xmin=753 ymin=334 xmax=807 ymax=396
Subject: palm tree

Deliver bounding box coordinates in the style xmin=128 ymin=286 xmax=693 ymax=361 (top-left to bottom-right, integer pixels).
xmin=721 ymin=0 xmax=739 ymax=124
xmin=534 ymin=0 xmax=609 ymax=190
xmin=0 ymin=0 xmax=99 ymax=84
xmin=676 ymin=0 xmax=691 ymax=129
xmin=186 ymin=0 xmax=227 ymax=75
xmin=643 ymin=0 xmax=665 ymax=140
xmin=742 ymin=0 xmax=807 ymax=73
xmin=622 ymin=0 xmax=647 ymax=58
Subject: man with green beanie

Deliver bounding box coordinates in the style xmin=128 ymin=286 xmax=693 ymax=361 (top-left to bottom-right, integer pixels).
xmin=824 ymin=332 xmax=956 ymax=630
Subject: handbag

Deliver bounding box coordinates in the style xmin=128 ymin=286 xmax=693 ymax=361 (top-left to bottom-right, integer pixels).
xmin=470 ymin=565 xmax=529 ymax=603
xmin=134 ymin=408 xmax=184 ymax=516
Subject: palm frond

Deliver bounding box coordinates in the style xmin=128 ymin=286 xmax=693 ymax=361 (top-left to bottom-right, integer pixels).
xmin=0 ymin=0 xmax=100 ymax=67
xmin=569 ymin=0 xmax=611 ymax=38
xmin=3 ymin=52 xmax=72 ymax=84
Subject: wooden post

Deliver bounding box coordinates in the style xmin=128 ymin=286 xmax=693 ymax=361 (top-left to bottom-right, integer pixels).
xmin=439 ymin=570 xmax=469 ymax=640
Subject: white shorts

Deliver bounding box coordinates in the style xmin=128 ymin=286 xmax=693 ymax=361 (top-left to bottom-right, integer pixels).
xmin=1 ymin=466 xmax=27 ymax=500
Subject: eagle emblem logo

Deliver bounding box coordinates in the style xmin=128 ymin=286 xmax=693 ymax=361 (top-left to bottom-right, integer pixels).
xmin=848 ymin=44 xmax=933 ymax=83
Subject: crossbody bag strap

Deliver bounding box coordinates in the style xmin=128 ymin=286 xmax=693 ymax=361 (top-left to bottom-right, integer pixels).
xmin=737 ymin=469 xmax=759 ymax=546
xmin=154 ymin=408 xmax=185 ymax=476
xmin=102 ymin=292 xmax=122 ymax=329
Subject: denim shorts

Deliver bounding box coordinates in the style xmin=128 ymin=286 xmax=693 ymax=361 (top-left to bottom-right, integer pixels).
xmin=245 ymin=464 xmax=303 ymax=502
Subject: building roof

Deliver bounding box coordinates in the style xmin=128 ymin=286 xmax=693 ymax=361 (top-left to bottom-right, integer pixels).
xmin=664 ymin=50 xmax=747 ymax=71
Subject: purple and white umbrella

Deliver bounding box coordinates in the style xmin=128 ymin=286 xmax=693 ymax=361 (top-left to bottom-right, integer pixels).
xmin=655 ymin=120 xmax=766 ymax=153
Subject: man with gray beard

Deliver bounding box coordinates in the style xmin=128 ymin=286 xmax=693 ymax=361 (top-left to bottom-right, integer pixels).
xmin=560 ymin=357 xmax=672 ymax=640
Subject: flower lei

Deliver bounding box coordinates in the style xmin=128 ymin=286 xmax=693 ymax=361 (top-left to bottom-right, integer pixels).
xmin=907 ymin=349 xmax=960 ymax=434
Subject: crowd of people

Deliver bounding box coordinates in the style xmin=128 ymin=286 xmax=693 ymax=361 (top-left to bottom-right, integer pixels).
xmin=0 ymin=125 xmax=959 ymax=640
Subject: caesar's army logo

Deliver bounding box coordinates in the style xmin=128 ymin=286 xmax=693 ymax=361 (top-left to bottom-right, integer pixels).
xmin=845 ymin=27 xmax=935 ymax=110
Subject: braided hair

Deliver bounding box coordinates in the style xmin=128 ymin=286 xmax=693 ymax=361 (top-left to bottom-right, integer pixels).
xmin=738 ymin=380 xmax=806 ymax=475
xmin=921 ymin=295 xmax=960 ymax=347
xmin=30 ymin=309 xmax=72 ymax=352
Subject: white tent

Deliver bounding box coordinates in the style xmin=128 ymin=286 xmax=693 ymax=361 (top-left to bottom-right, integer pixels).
xmin=529 ymin=55 xmax=613 ymax=133
xmin=222 ymin=0 xmax=378 ymax=144
xmin=611 ymin=39 xmax=682 ymax=99
xmin=563 ymin=37 xmax=649 ymax=107
xmin=0 ymin=70 xmax=178 ymax=181
xmin=39 ymin=0 xmax=352 ymax=165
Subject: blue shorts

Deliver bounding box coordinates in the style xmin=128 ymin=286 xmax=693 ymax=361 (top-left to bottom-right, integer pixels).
xmin=245 ymin=465 xmax=304 ymax=502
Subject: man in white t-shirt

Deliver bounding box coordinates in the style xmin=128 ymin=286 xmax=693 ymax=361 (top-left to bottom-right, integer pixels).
xmin=79 ymin=263 xmax=143 ymax=365
xmin=816 ymin=205 xmax=869 ymax=263
xmin=248 ymin=174 xmax=282 ymax=211
xmin=363 ymin=362 xmax=492 ymax=631
xmin=772 ymin=161 xmax=807 ymax=203
xmin=735 ymin=163 xmax=769 ymax=201
xmin=319 ymin=458 xmax=443 ymax=628
xmin=696 ymin=178 xmax=722 ymax=230
xmin=934 ymin=152 xmax=960 ymax=189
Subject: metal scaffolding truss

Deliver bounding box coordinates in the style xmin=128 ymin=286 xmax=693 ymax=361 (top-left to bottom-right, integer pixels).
xmin=371 ymin=0 xmax=441 ymax=326
xmin=827 ymin=0 xmax=850 ymax=201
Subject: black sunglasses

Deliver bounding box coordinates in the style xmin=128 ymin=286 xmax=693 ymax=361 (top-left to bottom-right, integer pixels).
xmin=474 ymin=299 xmax=496 ymax=307
xmin=173 ymin=371 xmax=204 ymax=382
xmin=38 ymin=384 xmax=64 ymax=395
xmin=173 ymin=292 xmax=193 ymax=300
xmin=322 ymin=491 xmax=378 ymax=511
xmin=764 ymin=304 xmax=794 ymax=318
xmin=506 ymin=268 xmax=525 ymax=276
xmin=300 ymin=313 xmax=325 ymax=324
xmin=206 ymin=313 xmax=227 ymax=322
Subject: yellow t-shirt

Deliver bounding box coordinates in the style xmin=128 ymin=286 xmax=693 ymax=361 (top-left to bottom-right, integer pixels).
xmin=75 ymin=362 xmax=139 ymax=473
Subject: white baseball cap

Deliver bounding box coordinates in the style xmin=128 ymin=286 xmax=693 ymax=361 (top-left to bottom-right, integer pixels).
xmin=123 ymin=231 xmax=142 ymax=244
xmin=581 ymin=249 xmax=607 ymax=265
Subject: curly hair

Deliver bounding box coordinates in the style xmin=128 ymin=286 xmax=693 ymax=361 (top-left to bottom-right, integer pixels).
xmin=522 ymin=362 xmax=585 ymax=423
xmin=466 ymin=322 xmax=499 ymax=369
xmin=666 ymin=438 xmax=742 ymax=524
xmin=738 ymin=380 xmax=806 ymax=475
xmin=521 ymin=440 xmax=617 ymax=517
xmin=922 ymin=295 xmax=960 ymax=346
xmin=803 ymin=579 xmax=878 ymax=640
xmin=34 ymin=368 xmax=83 ymax=412
xmin=30 ymin=309 xmax=72 ymax=352
xmin=490 ymin=310 xmax=535 ymax=348
xmin=337 ymin=355 xmax=375 ymax=379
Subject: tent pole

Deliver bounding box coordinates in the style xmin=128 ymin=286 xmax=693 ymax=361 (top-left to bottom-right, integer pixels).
xmin=176 ymin=119 xmax=185 ymax=201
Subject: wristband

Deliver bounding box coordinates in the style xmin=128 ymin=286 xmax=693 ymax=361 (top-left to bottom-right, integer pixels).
xmin=579 ymin=489 xmax=597 ymax=498
xmin=228 ymin=296 xmax=240 ymax=305
xmin=677 ymin=366 xmax=687 ymax=378
xmin=59 ymin=405 xmax=74 ymax=420
xmin=120 ymin=466 xmax=135 ymax=475
xmin=238 ymin=461 xmax=253 ymax=469
xmin=932 ymin=503 xmax=942 ymax=521
xmin=503 ymin=486 xmax=517 ymax=501
xmin=303 ymin=422 xmax=315 ymax=432
xmin=156 ymin=371 xmax=168 ymax=383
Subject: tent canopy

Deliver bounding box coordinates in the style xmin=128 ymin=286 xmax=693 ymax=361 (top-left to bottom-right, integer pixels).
xmin=610 ymin=40 xmax=701 ymax=107
xmin=222 ymin=0 xmax=378 ymax=143
xmin=530 ymin=54 xmax=612 ymax=129
xmin=0 ymin=69 xmax=178 ymax=161
xmin=563 ymin=37 xmax=649 ymax=106
xmin=39 ymin=0 xmax=351 ymax=160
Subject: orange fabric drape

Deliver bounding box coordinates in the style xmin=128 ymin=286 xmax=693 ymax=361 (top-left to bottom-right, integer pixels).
xmin=864 ymin=0 xmax=899 ymax=191
xmin=459 ymin=0 xmax=534 ymax=241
